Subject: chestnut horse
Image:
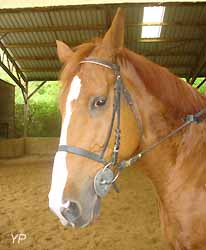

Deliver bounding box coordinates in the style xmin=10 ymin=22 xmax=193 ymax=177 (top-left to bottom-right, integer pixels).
xmin=48 ymin=8 xmax=206 ymax=250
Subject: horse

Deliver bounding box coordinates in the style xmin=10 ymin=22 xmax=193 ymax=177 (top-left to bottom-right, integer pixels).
xmin=48 ymin=8 xmax=206 ymax=250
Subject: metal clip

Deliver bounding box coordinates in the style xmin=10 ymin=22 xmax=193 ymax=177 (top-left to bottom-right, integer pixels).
xmin=184 ymin=114 xmax=200 ymax=123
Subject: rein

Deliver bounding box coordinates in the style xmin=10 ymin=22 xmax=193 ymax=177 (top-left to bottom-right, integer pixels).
xmin=58 ymin=57 xmax=206 ymax=197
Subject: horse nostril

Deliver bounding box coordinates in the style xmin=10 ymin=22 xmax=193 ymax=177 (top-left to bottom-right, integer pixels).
xmin=60 ymin=201 xmax=81 ymax=223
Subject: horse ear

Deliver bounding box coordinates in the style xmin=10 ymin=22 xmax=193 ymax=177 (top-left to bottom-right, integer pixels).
xmin=56 ymin=40 xmax=74 ymax=63
xmin=102 ymin=8 xmax=124 ymax=50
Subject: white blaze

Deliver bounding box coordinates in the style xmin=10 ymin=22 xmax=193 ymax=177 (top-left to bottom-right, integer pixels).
xmin=48 ymin=76 xmax=82 ymax=222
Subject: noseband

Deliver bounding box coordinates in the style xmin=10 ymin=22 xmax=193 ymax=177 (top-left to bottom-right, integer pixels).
xmin=58 ymin=57 xmax=206 ymax=197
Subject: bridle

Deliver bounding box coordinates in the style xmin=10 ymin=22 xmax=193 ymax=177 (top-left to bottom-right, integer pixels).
xmin=58 ymin=57 xmax=206 ymax=198
xmin=58 ymin=57 xmax=136 ymax=196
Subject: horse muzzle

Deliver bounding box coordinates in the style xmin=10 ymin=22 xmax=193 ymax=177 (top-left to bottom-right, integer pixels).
xmin=59 ymin=197 xmax=101 ymax=228
xmin=59 ymin=165 xmax=115 ymax=228
xmin=49 ymin=183 xmax=102 ymax=228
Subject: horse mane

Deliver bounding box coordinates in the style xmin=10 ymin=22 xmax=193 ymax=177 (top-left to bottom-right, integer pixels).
xmin=119 ymin=48 xmax=206 ymax=119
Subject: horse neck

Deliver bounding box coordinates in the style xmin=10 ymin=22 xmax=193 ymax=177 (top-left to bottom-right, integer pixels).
xmin=122 ymin=73 xmax=183 ymax=197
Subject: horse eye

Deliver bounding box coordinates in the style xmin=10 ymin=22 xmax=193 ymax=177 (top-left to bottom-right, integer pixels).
xmin=93 ymin=96 xmax=106 ymax=108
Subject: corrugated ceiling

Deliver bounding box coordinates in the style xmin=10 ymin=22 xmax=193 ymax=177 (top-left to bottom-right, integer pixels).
xmin=0 ymin=2 xmax=206 ymax=82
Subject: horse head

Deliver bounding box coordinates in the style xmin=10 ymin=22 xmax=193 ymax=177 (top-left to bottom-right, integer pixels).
xmin=48 ymin=8 xmax=141 ymax=228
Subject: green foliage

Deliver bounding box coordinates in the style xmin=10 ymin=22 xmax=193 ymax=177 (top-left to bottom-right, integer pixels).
xmin=15 ymin=81 xmax=61 ymax=105
xmin=192 ymin=78 xmax=206 ymax=94
xmin=15 ymin=102 xmax=61 ymax=137
xmin=15 ymin=81 xmax=61 ymax=137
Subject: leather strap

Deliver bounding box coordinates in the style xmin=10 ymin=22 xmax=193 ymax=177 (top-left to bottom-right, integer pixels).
xmin=80 ymin=57 xmax=119 ymax=71
xmin=58 ymin=145 xmax=107 ymax=164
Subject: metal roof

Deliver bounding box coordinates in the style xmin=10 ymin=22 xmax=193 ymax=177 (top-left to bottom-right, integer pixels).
xmin=0 ymin=2 xmax=206 ymax=83
xmin=0 ymin=0 xmax=201 ymax=9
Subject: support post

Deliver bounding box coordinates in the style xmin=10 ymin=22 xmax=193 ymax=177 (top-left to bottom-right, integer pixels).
xmin=23 ymin=82 xmax=29 ymax=138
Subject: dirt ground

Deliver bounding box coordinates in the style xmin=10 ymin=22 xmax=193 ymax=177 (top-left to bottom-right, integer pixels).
xmin=0 ymin=156 xmax=168 ymax=250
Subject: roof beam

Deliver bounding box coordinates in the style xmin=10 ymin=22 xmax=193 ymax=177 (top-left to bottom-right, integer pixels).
xmin=164 ymin=63 xmax=195 ymax=68
xmin=28 ymin=73 xmax=192 ymax=82
xmin=0 ymin=5 xmax=103 ymax=14
xmin=0 ymin=41 xmax=27 ymax=83
xmin=28 ymin=72 xmax=198 ymax=82
xmin=6 ymin=42 xmax=55 ymax=48
xmin=21 ymin=63 xmax=194 ymax=72
xmin=0 ymin=41 xmax=27 ymax=92
xmin=0 ymin=2 xmax=204 ymax=14
xmin=135 ymin=38 xmax=202 ymax=43
xmin=5 ymin=38 xmax=202 ymax=49
xmin=0 ymin=24 xmax=104 ymax=33
xmin=14 ymin=56 xmax=57 ymax=61
xmin=28 ymin=78 xmax=58 ymax=82
xmin=22 ymin=67 xmax=61 ymax=72
xmin=1 ymin=22 xmax=206 ymax=34
xmin=146 ymin=52 xmax=197 ymax=57
xmin=13 ymin=51 xmax=198 ymax=62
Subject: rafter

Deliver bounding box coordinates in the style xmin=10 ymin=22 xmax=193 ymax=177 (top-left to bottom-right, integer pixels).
xmin=133 ymin=38 xmax=202 ymax=43
xmin=22 ymin=67 xmax=60 ymax=72
xmin=0 ymin=41 xmax=27 ymax=93
xmin=14 ymin=56 xmax=57 ymax=61
xmin=1 ymin=21 xmax=206 ymax=34
xmin=0 ymin=5 xmax=103 ymax=14
xmin=6 ymin=42 xmax=55 ymax=48
xmin=0 ymin=41 xmax=27 ymax=82
xmin=145 ymin=51 xmax=198 ymax=57
xmin=27 ymin=73 xmax=191 ymax=82
xmin=0 ymin=24 xmax=103 ymax=33
xmin=0 ymin=2 xmax=205 ymax=15
xmin=14 ymin=52 xmax=198 ymax=62
xmin=28 ymin=78 xmax=58 ymax=82
xmin=5 ymin=38 xmax=202 ymax=49
xmin=21 ymin=63 xmax=194 ymax=73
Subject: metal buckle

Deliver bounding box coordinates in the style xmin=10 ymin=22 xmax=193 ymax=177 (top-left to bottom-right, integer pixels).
xmin=94 ymin=162 xmax=120 ymax=197
xmin=94 ymin=163 xmax=114 ymax=197
xmin=184 ymin=114 xmax=200 ymax=123
xmin=101 ymin=162 xmax=120 ymax=184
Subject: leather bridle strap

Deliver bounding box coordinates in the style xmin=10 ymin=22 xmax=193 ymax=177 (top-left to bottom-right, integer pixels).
xmin=58 ymin=57 xmax=124 ymax=167
xmin=58 ymin=145 xmax=107 ymax=164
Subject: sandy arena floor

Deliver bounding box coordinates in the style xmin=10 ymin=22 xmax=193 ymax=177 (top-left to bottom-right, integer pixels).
xmin=0 ymin=156 xmax=168 ymax=250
